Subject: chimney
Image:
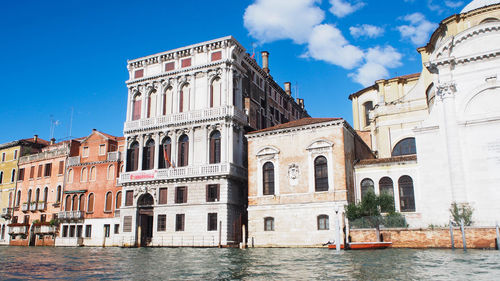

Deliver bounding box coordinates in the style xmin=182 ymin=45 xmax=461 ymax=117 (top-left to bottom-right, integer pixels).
xmin=296 ymin=98 xmax=305 ymax=109
xmin=50 ymin=138 xmax=56 ymax=145
xmin=284 ymin=82 xmax=291 ymax=96
xmin=34 ymin=135 xmax=38 ymax=143
xmin=92 ymin=128 xmax=97 ymax=132
xmin=261 ymin=51 xmax=270 ymax=74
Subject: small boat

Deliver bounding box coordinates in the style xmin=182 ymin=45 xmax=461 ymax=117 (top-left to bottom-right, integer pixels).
xmin=328 ymin=242 xmax=392 ymax=250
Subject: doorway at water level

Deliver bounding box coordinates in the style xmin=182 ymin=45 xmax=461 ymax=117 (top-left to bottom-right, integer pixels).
xmin=137 ymin=193 xmax=154 ymax=247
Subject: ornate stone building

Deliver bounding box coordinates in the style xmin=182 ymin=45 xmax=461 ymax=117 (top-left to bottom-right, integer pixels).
xmin=118 ymin=36 xmax=308 ymax=247
xmin=349 ymin=0 xmax=500 ymax=227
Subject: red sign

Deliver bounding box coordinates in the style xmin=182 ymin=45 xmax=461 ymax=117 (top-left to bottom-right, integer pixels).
xmin=130 ymin=171 xmax=156 ymax=180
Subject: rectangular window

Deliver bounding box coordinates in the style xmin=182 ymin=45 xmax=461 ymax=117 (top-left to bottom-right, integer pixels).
xmin=82 ymin=147 xmax=89 ymax=158
xmin=206 ymin=184 xmax=219 ymax=202
xmin=76 ymin=225 xmax=83 ymax=237
xmin=2 ymin=153 xmax=5 ymax=162
xmin=18 ymin=168 xmax=25 ymax=181
xmin=14 ymin=150 xmax=18 ymax=160
xmin=159 ymin=188 xmax=168 ymax=205
xmin=264 ymin=217 xmax=274 ymax=231
xmin=165 ymin=62 xmax=175 ymax=71
xmin=125 ymin=191 xmax=134 ymax=206
xmin=175 ymin=187 xmax=187 ymax=203
xmin=123 ymin=216 xmax=132 ymax=232
xmin=99 ymin=144 xmax=106 ymax=155
xmin=69 ymin=225 xmax=75 ymax=237
xmin=29 ymin=166 xmax=35 ymax=179
xmin=134 ymin=69 xmax=144 ymax=79
xmin=114 ymin=224 xmax=120 ymax=234
xmin=175 ymin=214 xmax=185 ymax=231
xmin=44 ymin=163 xmax=52 ymax=177
xmin=207 ymin=213 xmax=217 ymax=231
xmin=37 ymin=164 xmax=43 ymax=178
xmin=40 ymin=214 xmax=46 ymax=222
xmin=24 ymin=215 xmax=30 ymax=224
xmin=181 ymin=58 xmax=191 ymax=68
xmin=211 ymin=51 xmax=222 ymax=61
xmin=62 ymin=225 xmax=68 ymax=237
xmin=58 ymin=161 xmax=64 ymax=175
xmin=85 ymin=225 xmax=92 ymax=238
xmin=157 ymin=214 xmax=166 ymax=231
xmin=104 ymin=224 xmax=110 ymax=237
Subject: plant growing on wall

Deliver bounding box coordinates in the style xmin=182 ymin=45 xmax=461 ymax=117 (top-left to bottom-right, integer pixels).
xmin=346 ymin=191 xmax=406 ymax=228
xmin=450 ymin=202 xmax=473 ymax=226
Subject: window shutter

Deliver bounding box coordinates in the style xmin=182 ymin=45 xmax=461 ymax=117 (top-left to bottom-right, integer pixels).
xmin=116 ymin=192 xmax=122 ymax=208
xmin=179 ymin=90 xmax=184 ymax=112
xmin=72 ymin=195 xmax=78 ymax=211
xmin=210 ymin=84 xmax=214 ymax=108
xmin=159 ymin=188 xmax=167 ymax=204
xmin=147 ymin=96 xmax=151 ymax=118
xmin=106 ymin=193 xmax=112 ymax=211
xmin=65 ymin=195 xmax=71 ymax=211
xmin=79 ymin=196 xmax=85 ymax=211
xmin=133 ymin=100 xmax=141 ymax=120
xmin=88 ymin=194 xmax=94 ymax=212
xmin=125 ymin=190 xmax=134 ymax=206
xmin=58 ymin=161 xmax=64 ymax=175
xmin=123 ymin=216 xmax=132 ymax=232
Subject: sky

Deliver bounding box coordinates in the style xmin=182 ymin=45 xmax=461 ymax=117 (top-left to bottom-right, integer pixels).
xmin=0 ymin=0 xmax=472 ymax=143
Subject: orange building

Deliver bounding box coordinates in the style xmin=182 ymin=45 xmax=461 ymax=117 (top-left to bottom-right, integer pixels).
xmin=56 ymin=129 xmax=124 ymax=246
xmin=10 ymin=139 xmax=68 ymax=246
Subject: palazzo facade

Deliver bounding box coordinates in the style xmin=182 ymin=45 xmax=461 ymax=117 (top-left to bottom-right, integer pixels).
xmin=118 ymin=36 xmax=308 ymax=247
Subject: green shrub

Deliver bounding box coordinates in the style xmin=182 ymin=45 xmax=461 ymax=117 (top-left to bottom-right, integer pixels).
xmin=450 ymin=202 xmax=473 ymax=226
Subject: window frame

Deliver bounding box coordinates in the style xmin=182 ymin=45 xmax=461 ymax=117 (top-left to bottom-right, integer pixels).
xmin=264 ymin=217 xmax=274 ymax=231
xmin=317 ymin=215 xmax=329 ymax=230
xmin=314 ymin=156 xmax=329 ymax=192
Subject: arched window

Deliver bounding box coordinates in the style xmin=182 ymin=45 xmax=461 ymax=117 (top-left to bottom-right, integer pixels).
xmin=107 ymin=164 xmax=115 ymax=180
xmin=138 ymin=193 xmax=154 ymax=206
xmin=43 ymin=187 xmax=48 ymax=204
xmin=0 ymin=171 xmax=3 ymax=184
xmin=105 ymin=192 xmax=112 ymax=212
xmin=68 ymin=169 xmax=74 ymax=183
xmin=120 ymin=165 xmax=124 ymax=174
xmin=16 ymin=190 xmax=21 ymax=207
xmin=178 ymin=135 xmax=189 ymax=167
xmin=264 ymin=217 xmax=274 ymax=231
xmin=263 ymin=162 xmax=275 ymax=195
xmin=314 ymin=156 xmax=329 ymax=192
xmin=147 ymin=91 xmax=157 ymax=118
xmin=11 ymin=169 xmax=16 ymax=182
xmin=65 ymin=195 xmax=71 ymax=211
xmin=163 ymin=87 xmax=174 ymax=115
xmin=27 ymin=189 xmax=32 ymax=205
xmin=116 ymin=191 xmax=122 ymax=209
xmin=392 ymin=138 xmax=416 ymax=157
xmin=132 ymin=93 xmax=142 ymax=121
xmin=8 ymin=192 xmax=12 ymax=208
xmin=317 ymin=215 xmax=329 ymax=230
xmin=87 ymin=193 xmax=94 ymax=213
xmin=361 ymin=178 xmax=374 ymax=200
xmin=35 ymin=188 xmax=40 ymax=204
xmin=56 ymin=185 xmax=62 ymax=203
xmin=398 ymin=176 xmax=415 ymax=212
xmin=210 ymin=77 xmax=222 ymax=107
xmin=127 ymin=141 xmax=140 ymax=172
xmin=481 ymin=17 xmax=500 ymax=24
xmin=363 ymin=101 xmax=373 ymax=127
xmin=179 ymin=83 xmax=190 ymax=113
xmin=379 ymin=177 xmax=394 ymax=213
xmin=79 ymin=194 xmax=85 ymax=211
xmin=142 ymin=139 xmax=155 ymax=170
xmin=159 ymin=137 xmax=172 ymax=169
xmin=426 ymin=83 xmax=435 ymax=110
xmin=81 ymin=167 xmax=88 ymax=182
xmin=72 ymin=195 xmax=78 ymax=211
xmin=209 ymin=130 xmax=221 ymax=164
xmin=89 ymin=166 xmax=96 ymax=181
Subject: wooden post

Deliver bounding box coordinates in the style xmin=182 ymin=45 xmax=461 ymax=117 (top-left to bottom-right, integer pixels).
xmin=449 ymin=221 xmax=455 ymax=250
xmin=137 ymin=225 xmax=142 ymax=248
xmin=496 ymin=222 xmax=500 ymax=251
xmin=335 ymin=211 xmax=341 ymax=252
xmin=241 ymin=224 xmax=247 ymax=249
xmin=218 ymin=221 xmax=222 ymax=248
xmin=460 ymin=219 xmax=467 ymax=251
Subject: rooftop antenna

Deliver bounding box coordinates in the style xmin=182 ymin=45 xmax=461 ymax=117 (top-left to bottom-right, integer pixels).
xmin=294 ymin=82 xmax=299 ymax=99
xmin=49 ymin=115 xmax=60 ymax=140
xmin=68 ymin=107 xmax=74 ymax=140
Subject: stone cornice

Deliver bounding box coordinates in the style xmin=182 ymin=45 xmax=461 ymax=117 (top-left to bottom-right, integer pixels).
xmin=69 ymin=159 xmax=119 ymax=167
xmin=246 ymin=119 xmax=345 ymax=139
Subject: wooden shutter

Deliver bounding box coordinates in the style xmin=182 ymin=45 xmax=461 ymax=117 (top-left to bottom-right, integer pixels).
xmin=72 ymin=195 xmax=78 ymax=211
xmin=123 ymin=216 xmax=132 ymax=232
xmin=105 ymin=193 xmax=112 ymax=211
xmin=58 ymin=161 xmax=64 ymax=175
xmin=65 ymin=195 xmax=71 ymax=211
xmin=79 ymin=195 xmax=85 ymax=211
xmin=179 ymin=89 xmax=184 ymax=112
xmin=125 ymin=190 xmax=134 ymax=206
xmin=210 ymin=84 xmax=214 ymax=108
xmin=30 ymin=166 xmax=34 ymax=179
xmin=159 ymin=188 xmax=167 ymax=204
xmin=116 ymin=192 xmax=122 ymax=208
xmin=37 ymin=165 xmax=43 ymax=178
xmin=133 ymin=100 xmax=141 ymax=120
xmin=88 ymin=194 xmax=94 ymax=212
xmin=147 ymin=96 xmax=151 ymax=118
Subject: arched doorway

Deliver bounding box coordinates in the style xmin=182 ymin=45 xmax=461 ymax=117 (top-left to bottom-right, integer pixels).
xmin=137 ymin=193 xmax=154 ymax=247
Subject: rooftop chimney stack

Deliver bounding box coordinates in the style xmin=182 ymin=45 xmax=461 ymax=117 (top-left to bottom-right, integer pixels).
xmin=261 ymin=51 xmax=270 ymax=74
xmin=296 ymin=98 xmax=304 ymax=109
xmin=284 ymin=82 xmax=292 ymax=96
xmin=50 ymin=138 xmax=56 ymax=145
xmin=34 ymin=135 xmax=38 ymax=143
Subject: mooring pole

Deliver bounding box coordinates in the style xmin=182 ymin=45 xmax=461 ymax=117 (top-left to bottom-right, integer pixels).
xmin=460 ymin=219 xmax=467 ymax=251
xmin=495 ymin=222 xmax=500 ymax=251
xmin=449 ymin=221 xmax=455 ymax=250
xmin=218 ymin=221 xmax=222 ymax=248
xmin=335 ymin=210 xmax=341 ymax=252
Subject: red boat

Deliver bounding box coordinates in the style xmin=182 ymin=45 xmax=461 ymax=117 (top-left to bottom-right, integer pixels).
xmin=328 ymin=242 xmax=392 ymax=250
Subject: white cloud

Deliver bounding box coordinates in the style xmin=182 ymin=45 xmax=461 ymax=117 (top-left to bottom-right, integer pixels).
xmin=306 ymin=24 xmax=364 ymax=69
xmin=243 ymin=0 xmax=325 ymax=44
xmin=427 ymin=0 xmax=445 ymax=14
xmin=350 ymin=24 xmax=384 ymax=38
xmin=349 ymin=46 xmax=403 ymax=86
xmin=397 ymin=13 xmax=438 ymax=45
xmin=329 ymin=0 xmax=366 ymax=17
xmin=444 ymin=1 xmax=464 ymax=8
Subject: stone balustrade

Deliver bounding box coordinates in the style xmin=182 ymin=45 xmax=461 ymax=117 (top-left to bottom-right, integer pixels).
xmin=58 ymin=211 xmax=84 ymax=221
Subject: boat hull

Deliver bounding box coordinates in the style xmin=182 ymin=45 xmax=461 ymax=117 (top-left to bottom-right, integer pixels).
xmin=328 ymin=242 xmax=392 ymax=250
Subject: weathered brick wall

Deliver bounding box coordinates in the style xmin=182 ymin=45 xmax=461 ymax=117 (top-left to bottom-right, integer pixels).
xmin=349 ymin=227 xmax=498 ymax=249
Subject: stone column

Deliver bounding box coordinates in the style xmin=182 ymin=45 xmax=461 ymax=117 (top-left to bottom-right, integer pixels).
xmin=126 ymin=88 xmax=133 ymax=121
xmin=437 ymin=82 xmax=467 ymax=203
xmin=153 ymin=133 xmax=160 ymax=170
xmin=138 ymin=135 xmax=144 ymax=171
xmin=228 ymin=67 xmax=234 ymax=107
xmin=188 ymin=128 xmax=195 ymax=165
xmin=203 ymin=125 xmax=209 ymax=164
xmin=228 ymin=123 xmax=234 ymax=164
xmin=221 ymin=124 xmax=227 ymax=163
xmin=171 ymin=131 xmax=178 ymax=167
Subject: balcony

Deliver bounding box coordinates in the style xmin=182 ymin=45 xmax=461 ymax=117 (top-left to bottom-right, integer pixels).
xmin=30 ymin=202 xmax=37 ymax=212
xmin=124 ymin=105 xmax=248 ymax=132
xmin=8 ymin=224 xmax=29 ymax=235
xmin=67 ymin=156 xmax=80 ymax=166
xmin=119 ymin=162 xmax=247 ymax=184
xmin=107 ymin=151 xmax=121 ymax=162
xmin=58 ymin=211 xmax=84 ymax=221
xmin=37 ymin=202 xmax=46 ymax=211
xmin=22 ymin=203 xmax=29 ymax=212
xmin=33 ymin=224 xmax=57 ymax=234
xmin=1 ymin=208 xmax=12 ymax=219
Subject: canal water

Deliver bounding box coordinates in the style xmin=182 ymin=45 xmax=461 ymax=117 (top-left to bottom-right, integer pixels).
xmin=0 ymin=247 xmax=499 ymax=280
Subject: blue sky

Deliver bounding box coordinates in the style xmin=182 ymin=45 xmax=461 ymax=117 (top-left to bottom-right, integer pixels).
xmin=0 ymin=0 xmax=470 ymax=143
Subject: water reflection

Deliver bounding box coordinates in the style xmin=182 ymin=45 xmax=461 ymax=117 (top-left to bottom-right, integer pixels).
xmin=0 ymin=247 xmax=499 ymax=280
